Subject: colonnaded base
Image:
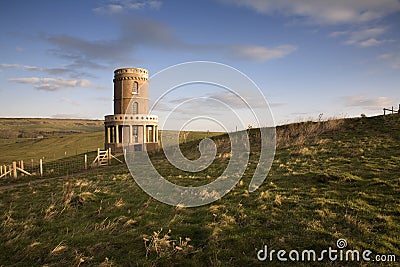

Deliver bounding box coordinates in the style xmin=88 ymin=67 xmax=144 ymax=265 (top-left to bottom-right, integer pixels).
xmin=104 ymin=114 xmax=159 ymax=154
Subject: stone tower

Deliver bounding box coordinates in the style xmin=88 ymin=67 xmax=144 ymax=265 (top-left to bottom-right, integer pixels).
xmin=104 ymin=68 xmax=159 ymax=153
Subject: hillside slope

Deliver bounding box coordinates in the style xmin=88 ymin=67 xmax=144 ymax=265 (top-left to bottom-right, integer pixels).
xmin=0 ymin=115 xmax=399 ymax=266
xmin=0 ymin=118 xmax=104 ymax=138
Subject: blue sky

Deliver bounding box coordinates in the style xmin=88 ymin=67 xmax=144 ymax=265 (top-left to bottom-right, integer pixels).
xmin=0 ymin=0 xmax=399 ymax=129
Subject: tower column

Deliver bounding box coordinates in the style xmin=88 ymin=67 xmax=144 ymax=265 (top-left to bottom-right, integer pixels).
xmin=107 ymin=127 xmax=111 ymax=143
xmin=116 ymin=124 xmax=120 ymax=143
xmin=129 ymin=125 xmax=132 ymax=144
xmin=143 ymin=124 xmax=147 ymax=143
xmin=104 ymin=127 xmax=107 ymax=144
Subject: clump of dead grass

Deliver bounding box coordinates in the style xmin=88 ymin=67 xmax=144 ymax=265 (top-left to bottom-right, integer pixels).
xmin=143 ymin=229 xmax=194 ymax=258
xmin=276 ymin=118 xmax=344 ymax=148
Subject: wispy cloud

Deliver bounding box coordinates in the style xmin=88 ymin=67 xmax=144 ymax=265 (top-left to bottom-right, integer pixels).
xmin=329 ymin=27 xmax=392 ymax=47
xmin=93 ymin=0 xmax=162 ymax=14
xmin=229 ymin=44 xmax=297 ymax=62
xmin=221 ymin=0 xmax=400 ymax=25
xmin=43 ymin=17 xmax=295 ymax=68
xmin=0 ymin=63 xmax=90 ymax=78
xmin=378 ymin=52 xmax=400 ymax=69
xmin=44 ymin=17 xmax=184 ymax=69
xmin=8 ymin=77 xmax=106 ymax=91
xmin=156 ymin=91 xmax=279 ymax=112
xmin=358 ymin=38 xmax=388 ymax=47
xmin=342 ymin=95 xmax=394 ymax=110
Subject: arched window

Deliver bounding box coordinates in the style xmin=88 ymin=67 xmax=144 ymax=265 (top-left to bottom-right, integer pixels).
xmin=132 ymin=81 xmax=138 ymax=94
xmin=133 ymin=102 xmax=138 ymax=114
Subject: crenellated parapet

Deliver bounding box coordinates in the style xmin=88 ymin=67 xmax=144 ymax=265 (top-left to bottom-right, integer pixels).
xmin=113 ymin=68 xmax=148 ymax=81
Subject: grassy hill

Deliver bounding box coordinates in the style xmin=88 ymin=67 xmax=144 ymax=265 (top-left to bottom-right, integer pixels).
xmin=0 ymin=118 xmax=104 ymax=138
xmin=0 ymin=115 xmax=399 ymax=266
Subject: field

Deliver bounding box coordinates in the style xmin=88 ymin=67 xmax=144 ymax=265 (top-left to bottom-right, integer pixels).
xmin=0 ymin=118 xmax=104 ymax=164
xmin=0 ymin=118 xmax=221 ymax=164
xmin=0 ymin=115 xmax=399 ymax=266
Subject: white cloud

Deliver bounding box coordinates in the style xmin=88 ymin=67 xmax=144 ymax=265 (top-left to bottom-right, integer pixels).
xmin=342 ymin=95 xmax=394 ymax=110
xmin=8 ymin=77 xmax=104 ymax=91
xmin=330 ymin=27 xmax=390 ymax=47
xmin=358 ymin=38 xmax=387 ymax=47
xmin=222 ymin=0 xmax=400 ymax=25
xmin=230 ymin=44 xmax=297 ymax=62
xmin=161 ymin=91 xmax=280 ymax=112
xmin=93 ymin=0 xmax=162 ymax=14
xmin=329 ymin=31 xmax=348 ymax=38
xmin=0 ymin=63 xmax=79 ymax=76
xmin=344 ymin=27 xmax=386 ymax=45
xmin=35 ymin=84 xmax=60 ymax=91
xmin=8 ymin=77 xmax=41 ymax=83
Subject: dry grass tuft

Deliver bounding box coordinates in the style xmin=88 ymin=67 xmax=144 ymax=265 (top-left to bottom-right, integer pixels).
xmin=51 ymin=242 xmax=67 ymax=254
xmin=143 ymin=229 xmax=193 ymax=258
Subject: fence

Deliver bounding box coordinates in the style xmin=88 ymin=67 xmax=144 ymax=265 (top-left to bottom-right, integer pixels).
xmin=0 ymin=149 xmax=123 ymax=179
xmin=383 ymin=104 xmax=400 ymax=115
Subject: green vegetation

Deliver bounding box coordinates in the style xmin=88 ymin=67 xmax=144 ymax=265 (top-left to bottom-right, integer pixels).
xmin=0 ymin=115 xmax=399 ymax=266
xmin=0 ymin=118 xmax=221 ymax=164
xmin=0 ymin=118 xmax=105 ymax=164
xmin=0 ymin=132 xmax=104 ymax=164
xmin=0 ymin=118 xmax=104 ymax=138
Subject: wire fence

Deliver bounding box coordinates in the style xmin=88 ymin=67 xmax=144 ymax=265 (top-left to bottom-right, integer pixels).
xmin=0 ymin=150 xmax=124 ymax=180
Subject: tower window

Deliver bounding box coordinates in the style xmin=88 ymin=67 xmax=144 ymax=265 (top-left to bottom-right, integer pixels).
xmin=133 ymin=102 xmax=138 ymax=114
xmin=132 ymin=81 xmax=138 ymax=94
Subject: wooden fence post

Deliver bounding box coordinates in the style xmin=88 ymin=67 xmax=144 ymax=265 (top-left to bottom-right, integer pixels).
xmin=20 ymin=160 xmax=24 ymax=176
xmin=0 ymin=165 xmax=2 ymax=176
xmin=12 ymin=161 xmax=17 ymax=178
xmin=384 ymin=108 xmax=386 ymax=115
xmin=84 ymin=154 xmax=87 ymax=170
xmin=39 ymin=159 xmax=43 ymax=177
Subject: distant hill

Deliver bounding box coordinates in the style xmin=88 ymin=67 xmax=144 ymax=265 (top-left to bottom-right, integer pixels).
xmin=0 ymin=118 xmax=104 ymax=139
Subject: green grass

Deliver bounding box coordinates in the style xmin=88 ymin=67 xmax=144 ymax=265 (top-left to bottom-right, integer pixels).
xmin=0 ymin=118 xmax=221 ymax=164
xmin=0 ymin=118 xmax=105 ymax=164
xmin=0 ymin=118 xmax=104 ymax=138
xmin=0 ymin=115 xmax=399 ymax=266
xmin=0 ymin=132 xmax=105 ymax=164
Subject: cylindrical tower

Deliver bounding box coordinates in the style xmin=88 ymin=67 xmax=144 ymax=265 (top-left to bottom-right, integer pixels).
xmin=104 ymin=67 xmax=159 ymax=153
xmin=113 ymin=68 xmax=149 ymax=115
